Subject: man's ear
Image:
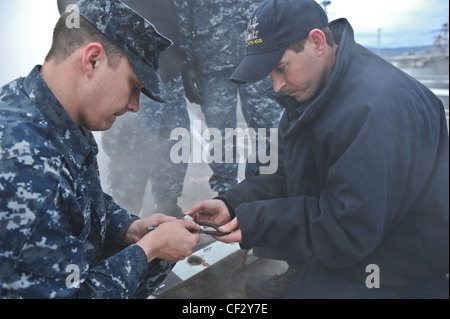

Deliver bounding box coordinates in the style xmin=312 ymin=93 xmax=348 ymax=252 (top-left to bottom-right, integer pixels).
xmin=308 ymin=29 xmax=326 ymax=55
xmin=81 ymin=42 xmax=106 ymax=76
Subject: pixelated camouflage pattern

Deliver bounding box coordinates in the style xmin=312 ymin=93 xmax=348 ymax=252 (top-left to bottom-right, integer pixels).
xmin=0 ymin=66 xmax=173 ymax=299
xmin=75 ymin=0 xmax=172 ymax=102
xmin=174 ymin=0 xmax=256 ymax=74
xmin=175 ymin=0 xmax=282 ymax=192
xmin=102 ymin=76 xmax=189 ymax=215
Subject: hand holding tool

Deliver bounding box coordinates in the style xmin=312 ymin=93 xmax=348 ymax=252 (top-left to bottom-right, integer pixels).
xmin=183 ymin=215 xmax=231 ymax=236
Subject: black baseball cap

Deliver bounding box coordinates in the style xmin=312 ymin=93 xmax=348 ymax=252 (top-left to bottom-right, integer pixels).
xmin=230 ymin=0 xmax=328 ymax=84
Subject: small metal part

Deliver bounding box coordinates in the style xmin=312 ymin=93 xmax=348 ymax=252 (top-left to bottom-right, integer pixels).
xmin=182 ymin=215 xmax=231 ymax=236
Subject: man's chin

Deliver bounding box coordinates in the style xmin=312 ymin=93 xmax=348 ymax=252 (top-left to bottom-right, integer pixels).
xmin=85 ymin=118 xmax=115 ymax=132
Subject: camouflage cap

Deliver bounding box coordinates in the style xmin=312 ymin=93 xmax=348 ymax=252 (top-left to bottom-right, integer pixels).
xmin=75 ymin=0 xmax=172 ymax=102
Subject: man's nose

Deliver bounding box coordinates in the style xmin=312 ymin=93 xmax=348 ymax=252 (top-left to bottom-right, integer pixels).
xmin=269 ymin=73 xmax=286 ymax=93
xmin=127 ymin=92 xmax=140 ymax=113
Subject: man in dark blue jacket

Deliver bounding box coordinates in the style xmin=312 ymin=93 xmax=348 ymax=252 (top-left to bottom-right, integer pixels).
xmin=185 ymin=0 xmax=449 ymax=298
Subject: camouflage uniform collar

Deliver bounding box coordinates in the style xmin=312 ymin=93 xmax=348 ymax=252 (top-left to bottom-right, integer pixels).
xmin=23 ymin=65 xmax=98 ymax=168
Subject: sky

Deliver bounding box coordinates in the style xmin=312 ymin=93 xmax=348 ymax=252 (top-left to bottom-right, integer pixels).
xmin=324 ymin=0 xmax=448 ymax=48
xmin=0 ymin=0 xmax=448 ymax=87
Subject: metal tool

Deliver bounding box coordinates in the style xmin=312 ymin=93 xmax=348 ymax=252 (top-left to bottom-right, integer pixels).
xmin=183 ymin=215 xmax=231 ymax=236
xmin=147 ymin=217 xmax=231 ymax=236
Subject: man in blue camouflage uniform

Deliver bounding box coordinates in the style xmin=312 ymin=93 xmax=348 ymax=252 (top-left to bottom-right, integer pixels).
xmin=174 ymin=0 xmax=282 ymax=194
xmin=0 ymin=0 xmax=200 ymax=299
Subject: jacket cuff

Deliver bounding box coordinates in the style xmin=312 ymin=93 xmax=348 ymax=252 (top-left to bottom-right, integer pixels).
xmin=213 ymin=196 xmax=236 ymax=220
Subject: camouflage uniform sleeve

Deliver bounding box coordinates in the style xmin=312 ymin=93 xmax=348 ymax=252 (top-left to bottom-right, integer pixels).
xmin=173 ymin=0 xmax=195 ymax=66
xmin=103 ymin=192 xmax=140 ymax=245
xmin=0 ymin=148 xmax=148 ymax=299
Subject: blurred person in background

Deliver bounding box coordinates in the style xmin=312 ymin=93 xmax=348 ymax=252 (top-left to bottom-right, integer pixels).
xmin=59 ymin=0 xmax=191 ymax=218
xmin=174 ymin=0 xmax=282 ymax=195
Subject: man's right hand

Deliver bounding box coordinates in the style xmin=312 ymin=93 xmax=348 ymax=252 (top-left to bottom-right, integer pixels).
xmin=184 ymin=199 xmax=232 ymax=226
xmin=184 ymin=199 xmax=242 ymax=243
xmin=136 ymin=219 xmax=201 ymax=263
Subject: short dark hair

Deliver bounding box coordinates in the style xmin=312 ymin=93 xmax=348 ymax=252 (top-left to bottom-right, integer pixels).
xmin=288 ymin=26 xmax=336 ymax=53
xmin=45 ymin=12 xmax=126 ymax=68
